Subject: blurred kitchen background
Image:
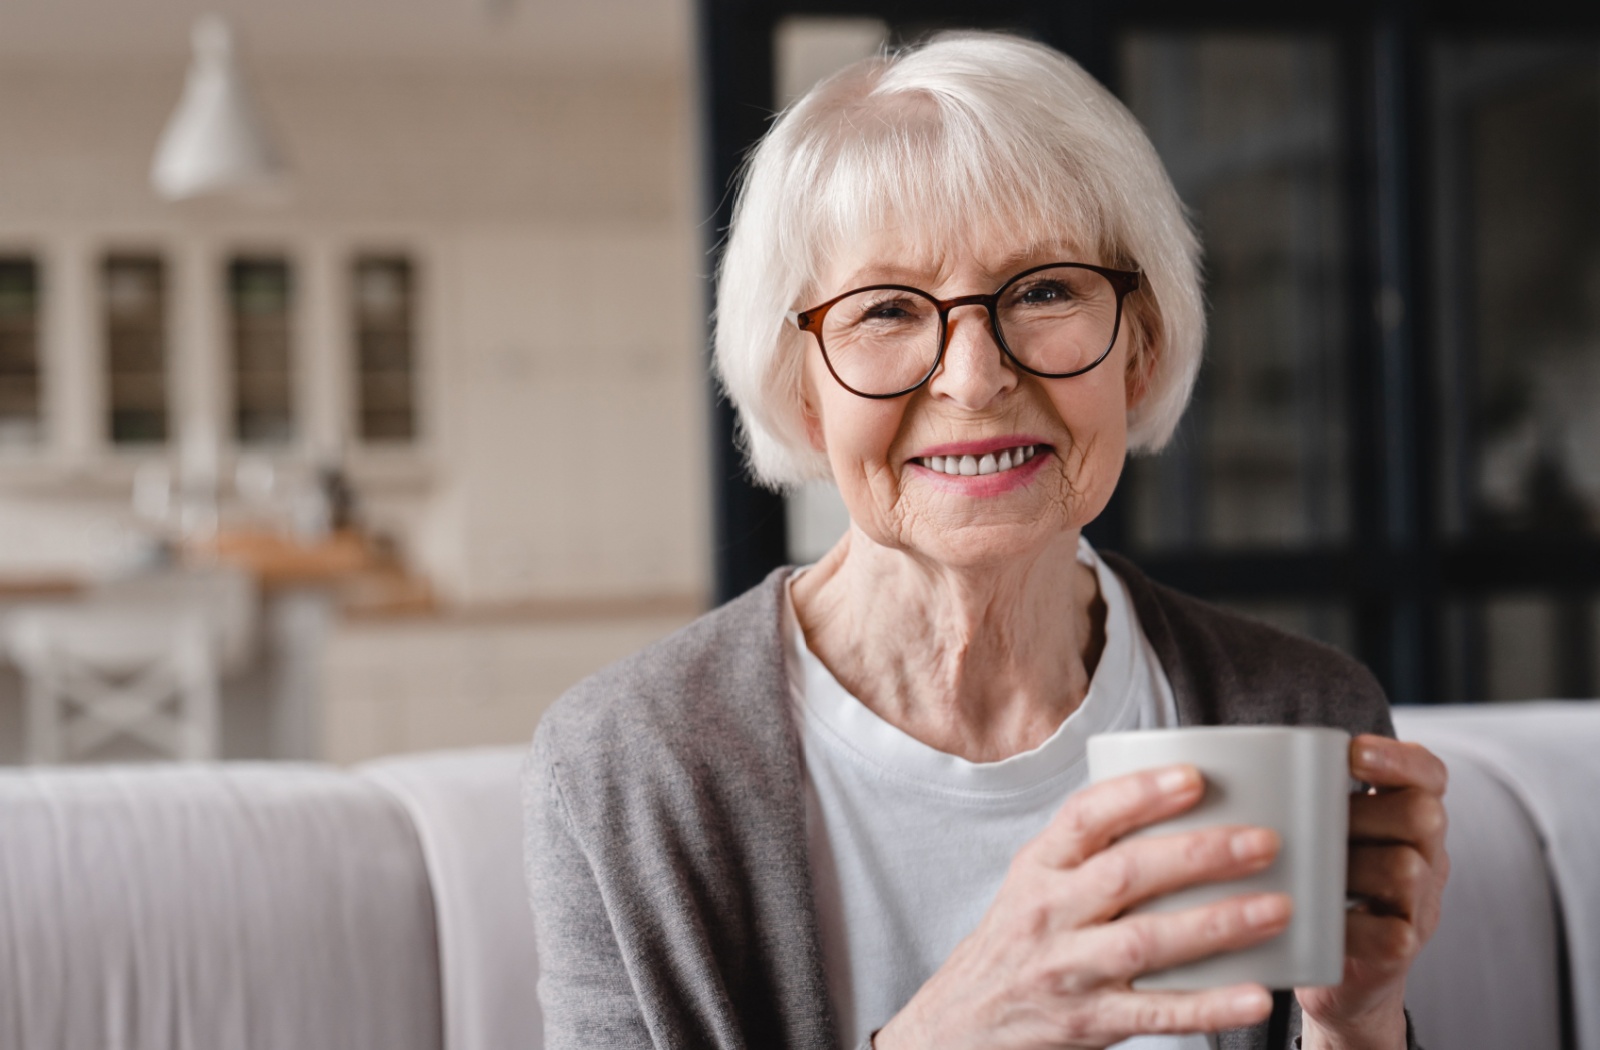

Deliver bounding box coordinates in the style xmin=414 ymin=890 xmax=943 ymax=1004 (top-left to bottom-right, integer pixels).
xmin=0 ymin=0 xmax=1595 ymax=766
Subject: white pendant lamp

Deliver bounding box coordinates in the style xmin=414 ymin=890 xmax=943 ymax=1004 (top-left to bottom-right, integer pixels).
xmin=151 ymin=14 xmax=284 ymax=201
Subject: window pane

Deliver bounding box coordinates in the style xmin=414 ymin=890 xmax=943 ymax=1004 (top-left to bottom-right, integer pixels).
xmin=353 ymin=256 xmax=417 ymax=443
xmin=1431 ymin=41 xmax=1600 ymax=539
xmin=104 ymin=255 xmax=169 ymax=445
xmin=1120 ymin=34 xmax=1349 ymax=551
xmin=1443 ymin=594 xmax=1598 ymax=702
xmin=0 ymin=257 xmax=43 ymax=448
xmin=230 ymin=257 xmax=294 ymax=446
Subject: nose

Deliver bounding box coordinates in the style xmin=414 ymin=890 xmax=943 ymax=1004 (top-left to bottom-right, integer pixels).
xmin=926 ymin=303 xmax=1018 ymax=408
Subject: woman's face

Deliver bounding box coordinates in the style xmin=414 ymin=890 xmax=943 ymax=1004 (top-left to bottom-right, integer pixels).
xmin=800 ymin=231 xmax=1142 ymax=569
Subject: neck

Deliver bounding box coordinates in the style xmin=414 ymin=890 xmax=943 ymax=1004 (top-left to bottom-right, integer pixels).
xmin=791 ymin=526 xmax=1105 ymax=762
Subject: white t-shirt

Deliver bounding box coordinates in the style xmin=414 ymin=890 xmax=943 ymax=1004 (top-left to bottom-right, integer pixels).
xmin=784 ymin=538 xmax=1215 ymax=1050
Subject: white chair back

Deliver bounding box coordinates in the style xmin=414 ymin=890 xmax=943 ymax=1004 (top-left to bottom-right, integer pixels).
xmin=7 ymin=606 xmax=219 ymax=763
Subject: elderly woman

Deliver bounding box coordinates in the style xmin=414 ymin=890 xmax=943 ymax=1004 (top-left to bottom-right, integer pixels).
xmin=525 ymin=31 xmax=1447 ymax=1050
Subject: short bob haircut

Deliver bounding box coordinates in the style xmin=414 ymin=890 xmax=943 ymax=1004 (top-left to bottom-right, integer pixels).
xmin=714 ymin=30 xmax=1204 ymax=491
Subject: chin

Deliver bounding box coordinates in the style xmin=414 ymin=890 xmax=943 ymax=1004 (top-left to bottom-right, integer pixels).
xmin=897 ymin=518 xmax=1079 ymax=571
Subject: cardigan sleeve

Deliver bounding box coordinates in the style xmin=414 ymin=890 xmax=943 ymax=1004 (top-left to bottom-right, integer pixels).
xmin=523 ymin=728 xmax=655 ymax=1050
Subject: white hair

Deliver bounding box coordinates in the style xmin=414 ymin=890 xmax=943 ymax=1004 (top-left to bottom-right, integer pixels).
xmin=713 ymin=30 xmax=1204 ymax=490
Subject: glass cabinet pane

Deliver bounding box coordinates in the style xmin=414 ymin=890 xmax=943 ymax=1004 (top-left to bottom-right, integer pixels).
xmin=0 ymin=257 xmax=43 ymax=448
xmin=103 ymin=255 xmax=169 ymax=445
xmin=1431 ymin=41 xmax=1600 ymax=539
xmin=1119 ymin=34 xmax=1350 ymax=551
xmin=229 ymin=257 xmax=294 ymax=446
xmin=352 ymin=256 xmax=417 ymax=443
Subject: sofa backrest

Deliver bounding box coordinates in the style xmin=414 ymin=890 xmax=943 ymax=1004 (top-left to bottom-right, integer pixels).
xmin=5 ymin=704 xmax=1596 ymax=1050
xmin=0 ymin=763 xmax=443 ymax=1050
xmin=1397 ymin=702 xmax=1600 ymax=1050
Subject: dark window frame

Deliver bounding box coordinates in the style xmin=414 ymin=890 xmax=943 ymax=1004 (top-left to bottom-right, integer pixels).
xmin=699 ymin=0 xmax=1600 ymax=705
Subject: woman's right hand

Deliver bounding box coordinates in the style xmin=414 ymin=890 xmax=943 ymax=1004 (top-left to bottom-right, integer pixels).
xmin=874 ymin=764 xmax=1291 ymax=1050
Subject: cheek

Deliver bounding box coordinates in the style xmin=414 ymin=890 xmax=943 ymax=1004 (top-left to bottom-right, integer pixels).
xmin=806 ymin=354 xmax=907 ymax=478
xmin=1045 ymin=366 xmax=1131 ymax=488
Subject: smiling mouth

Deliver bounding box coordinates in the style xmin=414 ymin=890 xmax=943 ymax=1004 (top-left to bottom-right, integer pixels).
xmin=914 ymin=444 xmax=1044 ymax=477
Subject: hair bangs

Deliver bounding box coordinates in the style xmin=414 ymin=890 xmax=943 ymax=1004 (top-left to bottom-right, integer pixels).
xmin=788 ymin=89 xmax=1116 ymax=299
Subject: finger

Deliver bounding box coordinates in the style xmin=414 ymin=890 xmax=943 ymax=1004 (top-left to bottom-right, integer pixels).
xmin=1347 ymin=843 xmax=1429 ymax=921
xmin=1343 ymin=910 xmax=1419 ymax=978
xmin=1062 ymin=892 xmax=1292 ymax=988
xmin=1349 ymin=789 xmax=1448 ymax=862
xmin=1035 ymin=765 xmax=1204 ymax=868
xmin=1083 ymin=985 xmax=1274 ymax=1042
xmin=1067 ymin=824 xmax=1280 ymax=925
xmin=1351 ymin=736 xmax=1448 ymax=795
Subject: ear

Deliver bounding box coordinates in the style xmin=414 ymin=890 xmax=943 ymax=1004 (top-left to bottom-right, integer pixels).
xmin=1125 ymin=341 xmax=1157 ymax=411
xmin=799 ymin=369 xmax=827 ymax=452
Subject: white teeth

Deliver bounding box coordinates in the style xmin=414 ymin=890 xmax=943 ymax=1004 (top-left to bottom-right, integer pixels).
xmin=919 ymin=444 xmax=1042 ymax=476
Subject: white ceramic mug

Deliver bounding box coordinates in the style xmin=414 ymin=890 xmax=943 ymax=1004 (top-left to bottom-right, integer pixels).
xmin=1086 ymin=725 xmax=1351 ymax=990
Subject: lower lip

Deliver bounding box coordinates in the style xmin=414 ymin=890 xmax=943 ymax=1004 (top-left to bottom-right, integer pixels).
xmin=908 ymin=449 xmax=1051 ymax=496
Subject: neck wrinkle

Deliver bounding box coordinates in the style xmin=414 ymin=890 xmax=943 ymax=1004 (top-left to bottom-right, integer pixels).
xmin=791 ymin=525 xmax=1103 ymax=763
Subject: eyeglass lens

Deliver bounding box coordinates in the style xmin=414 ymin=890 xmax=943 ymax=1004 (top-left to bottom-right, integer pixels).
xmin=818 ymin=265 xmax=1122 ymax=397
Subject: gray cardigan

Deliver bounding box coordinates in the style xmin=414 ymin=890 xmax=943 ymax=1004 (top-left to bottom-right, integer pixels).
xmin=524 ymin=556 xmax=1421 ymax=1050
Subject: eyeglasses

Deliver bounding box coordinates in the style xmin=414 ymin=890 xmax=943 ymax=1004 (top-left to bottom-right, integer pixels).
xmin=787 ymin=262 xmax=1141 ymax=399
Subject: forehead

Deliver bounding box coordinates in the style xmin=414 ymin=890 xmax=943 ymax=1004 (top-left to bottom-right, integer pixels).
xmin=813 ymin=222 xmax=1097 ymax=296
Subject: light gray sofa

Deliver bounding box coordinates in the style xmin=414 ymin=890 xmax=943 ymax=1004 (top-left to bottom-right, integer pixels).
xmin=1 ymin=703 xmax=1597 ymax=1050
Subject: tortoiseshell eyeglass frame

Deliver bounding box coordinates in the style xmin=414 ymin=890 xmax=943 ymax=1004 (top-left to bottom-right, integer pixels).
xmin=786 ymin=261 xmax=1142 ymax=399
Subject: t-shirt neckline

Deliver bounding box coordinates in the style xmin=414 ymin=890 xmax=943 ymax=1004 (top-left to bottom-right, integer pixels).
xmin=784 ymin=537 xmax=1147 ymax=797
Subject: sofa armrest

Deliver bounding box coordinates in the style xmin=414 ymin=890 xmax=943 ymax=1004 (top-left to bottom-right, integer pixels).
xmin=0 ymin=764 xmax=443 ymax=1050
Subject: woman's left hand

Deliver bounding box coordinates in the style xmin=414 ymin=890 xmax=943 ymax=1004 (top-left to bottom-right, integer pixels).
xmin=1296 ymin=735 xmax=1449 ymax=1049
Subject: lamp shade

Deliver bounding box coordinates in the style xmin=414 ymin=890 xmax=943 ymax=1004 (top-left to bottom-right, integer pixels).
xmin=150 ymin=15 xmax=283 ymax=201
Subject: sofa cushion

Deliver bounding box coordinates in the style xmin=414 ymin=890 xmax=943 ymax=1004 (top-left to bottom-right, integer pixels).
xmin=0 ymin=763 xmax=443 ymax=1050
xmin=360 ymin=747 xmax=542 ymax=1050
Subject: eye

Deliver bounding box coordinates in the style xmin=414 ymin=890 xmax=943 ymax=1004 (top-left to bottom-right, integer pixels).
xmin=861 ymin=296 xmax=915 ymax=319
xmin=847 ymin=294 xmax=925 ymax=326
xmin=1015 ymin=279 xmax=1072 ymax=305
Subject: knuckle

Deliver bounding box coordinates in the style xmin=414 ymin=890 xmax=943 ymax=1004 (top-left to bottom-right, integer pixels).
xmin=1058 ymin=801 xmax=1095 ymax=852
xmin=1130 ymin=997 xmax=1170 ymax=1033
xmin=1095 ymin=849 xmax=1137 ymax=900
xmin=1182 ymin=830 xmax=1218 ymax=870
xmin=1396 ymin=848 xmax=1429 ymax=888
xmin=1054 ymin=1009 xmax=1095 ymax=1044
xmin=1418 ymin=796 xmax=1448 ymax=840
xmin=1112 ymin=921 xmax=1157 ymax=975
xmin=1385 ymin=921 xmax=1419 ymax=961
xmin=1201 ymin=903 xmax=1239 ymax=942
xmin=1019 ymin=900 xmax=1053 ymax=941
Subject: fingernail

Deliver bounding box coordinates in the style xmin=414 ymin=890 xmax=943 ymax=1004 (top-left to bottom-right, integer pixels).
xmin=1157 ymin=766 xmax=1198 ymax=794
xmin=1244 ymin=895 xmax=1290 ymax=927
xmin=1359 ymin=744 xmax=1386 ymax=769
xmin=1230 ymin=828 xmax=1276 ymax=861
